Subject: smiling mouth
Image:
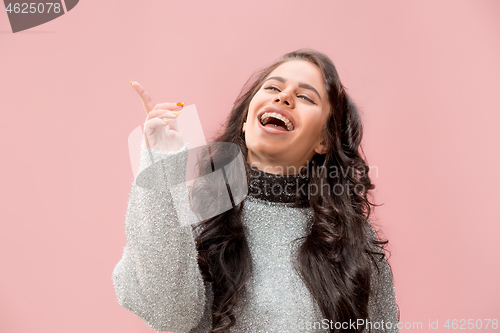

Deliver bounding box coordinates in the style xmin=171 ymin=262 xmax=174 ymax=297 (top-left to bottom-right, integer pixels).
xmin=259 ymin=112 xmax=295 ymax=131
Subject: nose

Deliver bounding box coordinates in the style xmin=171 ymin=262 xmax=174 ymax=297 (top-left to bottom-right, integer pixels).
xmin=273 ymin=92 xmax=294 ymax=108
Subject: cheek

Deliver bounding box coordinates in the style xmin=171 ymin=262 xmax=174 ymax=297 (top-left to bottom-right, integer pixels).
xmin=248 ymin=98 xmax=263 ymax=122
xmin=299 ymin=119 xmax=326 ymax=142
xmin=302 ymin=114 xmax=324 ymax=131
xmin=247 ymin=98 xmax=258 ymax=118
xmin=250 ymin=91 xmax=266 ymax=107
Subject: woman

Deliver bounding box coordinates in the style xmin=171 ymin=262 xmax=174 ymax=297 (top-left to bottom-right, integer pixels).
xmin=113 ymin=49 xmax=399 ymax=332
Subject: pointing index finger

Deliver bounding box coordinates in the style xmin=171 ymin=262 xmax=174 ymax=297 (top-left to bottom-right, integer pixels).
xmin=131 ymin=81 xmax=155 ymax=114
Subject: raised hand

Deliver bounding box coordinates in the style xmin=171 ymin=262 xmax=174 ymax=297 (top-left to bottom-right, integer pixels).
xmin=130 ymin=81 xmax=185 ymax=152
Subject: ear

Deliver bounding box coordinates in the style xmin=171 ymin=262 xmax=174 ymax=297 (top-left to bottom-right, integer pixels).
xmin=313 ymin=132 xmax=329 ymax=155
xmin=242 ymin=122 xmax=246 ymax=133
xmin=314 ymin=141 xmax=328 ymax=155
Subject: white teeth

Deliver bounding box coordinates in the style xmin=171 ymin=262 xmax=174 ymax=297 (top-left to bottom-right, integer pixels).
xmin=260 ymin=112 xmax=294 ymax=131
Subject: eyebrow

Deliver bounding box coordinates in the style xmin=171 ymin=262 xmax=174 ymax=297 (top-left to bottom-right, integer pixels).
xmin=265 ymin=76 xmax=322 ymax=101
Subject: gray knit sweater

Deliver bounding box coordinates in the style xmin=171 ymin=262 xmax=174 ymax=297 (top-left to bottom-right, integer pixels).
xmin=112 ymin=141 xmax=399 ymax=332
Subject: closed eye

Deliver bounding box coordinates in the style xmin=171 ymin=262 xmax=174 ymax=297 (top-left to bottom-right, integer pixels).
xmin=264 ymin=85 xmax=317 ymax=105
xmin=264 ymin=85 xmax=280 ymax=92
xmin=298 ymin=95 xmax=316 ymax=104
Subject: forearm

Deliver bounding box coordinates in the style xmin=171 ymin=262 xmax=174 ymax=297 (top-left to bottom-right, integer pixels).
xmin=113 ymin=141 xmax=207 ymax=332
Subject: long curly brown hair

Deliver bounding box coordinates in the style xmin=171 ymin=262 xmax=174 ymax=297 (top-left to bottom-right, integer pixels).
xmin=190 ymin=49 xmax=390 ymax=332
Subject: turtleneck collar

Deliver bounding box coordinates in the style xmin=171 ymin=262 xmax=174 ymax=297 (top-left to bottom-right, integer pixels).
xmin=246 ymin=163 xmax=311 ymax=207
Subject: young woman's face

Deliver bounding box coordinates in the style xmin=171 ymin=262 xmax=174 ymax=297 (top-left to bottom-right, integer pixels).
xmin=244 ymin=60 xmax=330 ymax=174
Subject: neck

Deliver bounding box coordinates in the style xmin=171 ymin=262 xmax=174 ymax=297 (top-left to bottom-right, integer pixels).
xmin=246 ymin=162 xmax=311 ymax=207
xmin=246 ymin=152 xmax=312 ymax=176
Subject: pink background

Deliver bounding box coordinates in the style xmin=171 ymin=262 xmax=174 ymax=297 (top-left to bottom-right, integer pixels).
xmin=1 ymin=1 xmax=499 ymax=332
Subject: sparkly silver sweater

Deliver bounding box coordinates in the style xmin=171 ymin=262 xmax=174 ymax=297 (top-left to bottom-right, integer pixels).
xmin=112 ymin=142 xmax=399 ymax=333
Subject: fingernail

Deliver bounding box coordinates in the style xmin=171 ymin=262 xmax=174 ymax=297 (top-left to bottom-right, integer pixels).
xmin=163 ymin=119 xmax=171 ymax=123
xmin=130 ymin=81 xmax=134 ymax=88
xmin=176 ymin=102 xmax=184 ymax=106
xmin=172 ymin=111 xmax=181 ymax=115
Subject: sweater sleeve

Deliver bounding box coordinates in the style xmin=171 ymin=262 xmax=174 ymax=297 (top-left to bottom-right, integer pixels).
xmin=112 ymin=139 xmax=209 ymax=332
xmin=367 ymin=253 xmax=400 ymax=333
xmin=366 ymin=226 xmax=400 ymax=333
